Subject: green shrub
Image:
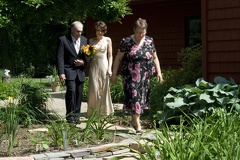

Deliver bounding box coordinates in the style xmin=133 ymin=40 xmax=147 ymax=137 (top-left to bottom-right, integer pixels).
xmin=177 ymin=44 xmax=202 ymax=84
xmin=17 ymin=80 xmax=51 ymax=126
xmin=149 ymin=45 xmax=202 ymax=121
xmin=150 ymin=69 xmax=186 ymax=116
xmin=83 ymin=76 xmax=124 ymax=103
xmin=0 ymin=82 xmax=20 ymax=100
xmin=82 ymin=77 xmax=89 ymax=102
xmin=110 ymin=75 xmax=124 ymax=103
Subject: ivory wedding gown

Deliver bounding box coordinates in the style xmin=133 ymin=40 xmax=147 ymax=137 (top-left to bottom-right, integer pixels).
xmin=87 ymin=37 xmax=114 ymax=116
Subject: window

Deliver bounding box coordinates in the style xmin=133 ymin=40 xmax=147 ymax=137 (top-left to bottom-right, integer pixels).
xmin=185 ymin=16 xmax=202 ymax=47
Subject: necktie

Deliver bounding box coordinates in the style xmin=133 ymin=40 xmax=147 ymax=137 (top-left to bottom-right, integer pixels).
xmin=75 ymin=40 xmax=80 ymax=53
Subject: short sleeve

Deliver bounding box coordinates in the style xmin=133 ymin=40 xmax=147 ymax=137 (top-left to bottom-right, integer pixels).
xmin=152 ymin=40 xmax=156 ymax=52
xmin=118 ymin=37 xmax=129 ymax=53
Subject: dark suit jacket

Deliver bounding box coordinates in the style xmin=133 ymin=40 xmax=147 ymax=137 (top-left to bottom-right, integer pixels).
xmin=56 ymin=34 xmax=87 ymax=82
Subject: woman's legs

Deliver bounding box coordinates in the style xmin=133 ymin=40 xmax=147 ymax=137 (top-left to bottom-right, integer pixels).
xmin=132 ymin=114 xmax=141 ymax=131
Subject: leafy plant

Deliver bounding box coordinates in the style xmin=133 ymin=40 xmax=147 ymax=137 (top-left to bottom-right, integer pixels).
xmin=156 ymin=76 xmax=240 ymax=123
xmin=47 ymin=119 xmax=80 ymax=149
xmin=1 ymin=103 xmax=20 ymax=156
xmin=17 ymin=80 xmax=51 ymax=126
xmin=177 ymin=44 xmax=202 ymax=84
xmin=83 ymin=75 xmax=124 ymax=103
xmin=82 ymin=77 xmax=89 ymax=102
xmin=0 ymin=81 xmax=20 ymax=100
xmin=110 ymin=75 xmax=124 ymax=103
xmin=31 ymin=132 xmax=51 ymax=152
xmin=124 ymin=108 xmax=240 ymax=160
xmin=82 ymin=107 xmax=118 ymax=142
xmin=46 ymin=66 xmax=61 ymax=86
xmin=149 ymin=69 xmax=188 ymax=120
xmin=91 ymin=115 xmax=117 ymax=141
xmin=150 ymin=45 xmax=202 ymax=121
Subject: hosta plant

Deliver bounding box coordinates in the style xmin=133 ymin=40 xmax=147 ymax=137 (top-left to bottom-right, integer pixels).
xmin=156 ymin=76 xmax=240 ymax=123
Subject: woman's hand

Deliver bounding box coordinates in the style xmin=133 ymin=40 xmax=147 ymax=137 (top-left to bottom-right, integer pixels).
xmin=111 ymin=74 xmax=117 ymax=84
xmin=107 ymin=70 xmax=112 ymax=78
xmin=157 ymin=73 xmax=163 ymax=83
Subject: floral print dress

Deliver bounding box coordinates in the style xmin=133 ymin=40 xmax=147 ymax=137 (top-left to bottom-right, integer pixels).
xmin=119 ymin=36 xmax=156 ymax=114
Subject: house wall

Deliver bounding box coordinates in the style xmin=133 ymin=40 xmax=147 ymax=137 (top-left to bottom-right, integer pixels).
xmin=86 ymin=0 xmax=200 ymax=70
xmin=202 ymin=0 xmax=240 ymax=83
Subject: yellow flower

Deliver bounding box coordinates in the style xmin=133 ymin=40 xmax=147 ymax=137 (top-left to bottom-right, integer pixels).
xmin=8 ymin=96 xmax=13 ymax=101
xmin=81 ymin=45 xmax=96 ymax=58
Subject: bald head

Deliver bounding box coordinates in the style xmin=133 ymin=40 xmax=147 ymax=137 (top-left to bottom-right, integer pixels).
xmin=71 ymin=21 xmax=83 ymax=39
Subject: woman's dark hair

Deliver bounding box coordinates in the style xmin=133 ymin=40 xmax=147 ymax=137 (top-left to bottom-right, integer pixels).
xmin=94 ymin=21 xmax=107 ymax=33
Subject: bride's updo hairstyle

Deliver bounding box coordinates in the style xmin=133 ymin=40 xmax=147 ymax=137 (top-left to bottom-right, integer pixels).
xmin=94 ymin=21 xmax=107 ymax=34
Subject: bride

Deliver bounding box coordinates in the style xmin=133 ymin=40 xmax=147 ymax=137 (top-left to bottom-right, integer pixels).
xmin=86 ymin=21 xmax=114 ymax=117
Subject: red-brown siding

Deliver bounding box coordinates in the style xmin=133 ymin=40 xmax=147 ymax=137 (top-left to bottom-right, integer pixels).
xmin=202 ymin=0 xmax=240 ymax=82
xmin=86 ymin=0 xmax=200 ymax=69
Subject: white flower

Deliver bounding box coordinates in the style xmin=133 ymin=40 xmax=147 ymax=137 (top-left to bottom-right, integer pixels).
xmin=46 ymin=75 xmax=54 ymax=84
xmin=46 ymin=75 xmax=60 ymax=85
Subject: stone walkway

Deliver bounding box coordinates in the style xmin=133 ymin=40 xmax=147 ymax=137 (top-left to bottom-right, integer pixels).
xmin=47 ymin=91 xmax=123 ymax=118
xmin=0 ymin=91 xmax=157 ymax=160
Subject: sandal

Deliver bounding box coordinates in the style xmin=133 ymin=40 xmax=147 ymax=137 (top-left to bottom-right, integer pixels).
xmin=136 ymin=130 xmax=142 ymax=135
xmin=129 ymin=121 xmax=136 ymax=130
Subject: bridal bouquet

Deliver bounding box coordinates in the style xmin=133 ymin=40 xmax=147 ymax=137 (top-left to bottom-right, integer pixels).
xmin=81 ymin=45 xmax=96 ymax=58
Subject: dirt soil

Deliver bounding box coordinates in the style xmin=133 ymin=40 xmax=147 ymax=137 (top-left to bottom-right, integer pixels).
xmin=0 ymin=119 xmax=153 ymax=157
xmin=0 ymin=124 xmax=127 ymax=157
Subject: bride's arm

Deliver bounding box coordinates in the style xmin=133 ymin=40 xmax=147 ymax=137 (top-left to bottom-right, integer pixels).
xmin=107 ymin=37 xmax=113 ymax=77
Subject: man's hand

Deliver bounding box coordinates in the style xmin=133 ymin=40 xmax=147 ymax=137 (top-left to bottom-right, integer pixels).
xmin=74 ymin=59 xmax=84 ymax=66
xmin=59 ymin=74 xmax=66 ymax=82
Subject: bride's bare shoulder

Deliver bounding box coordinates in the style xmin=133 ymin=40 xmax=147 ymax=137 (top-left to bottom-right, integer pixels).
xmin=104 ymin=36 xmax=112 ymax=42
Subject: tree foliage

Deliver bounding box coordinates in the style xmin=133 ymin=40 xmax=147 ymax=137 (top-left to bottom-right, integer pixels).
xmin=0 ymin=0 xmax=132 ymax=76
xmin=0 ymin=0 xmax=132 ymax=28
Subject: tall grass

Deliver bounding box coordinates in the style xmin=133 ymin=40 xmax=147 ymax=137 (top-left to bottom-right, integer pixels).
xmin=1 ymin=103 xmax=20 ymax=156
xmin=82 ymin=106 xmax=118 ymax=143
xmin=127 ymin=108 xmax=240 ymax=160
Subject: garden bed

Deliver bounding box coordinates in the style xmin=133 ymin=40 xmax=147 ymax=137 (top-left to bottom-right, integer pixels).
xmin=0 ymin=124 xmax=127 ymax=157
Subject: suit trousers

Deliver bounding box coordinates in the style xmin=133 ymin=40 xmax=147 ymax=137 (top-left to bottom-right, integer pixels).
xmin=65 ymin=78 xmax=84 ymax=121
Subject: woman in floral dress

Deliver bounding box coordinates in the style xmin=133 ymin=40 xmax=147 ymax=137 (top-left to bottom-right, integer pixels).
xmin=111 ymin=18 xmax=163 ymax=134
